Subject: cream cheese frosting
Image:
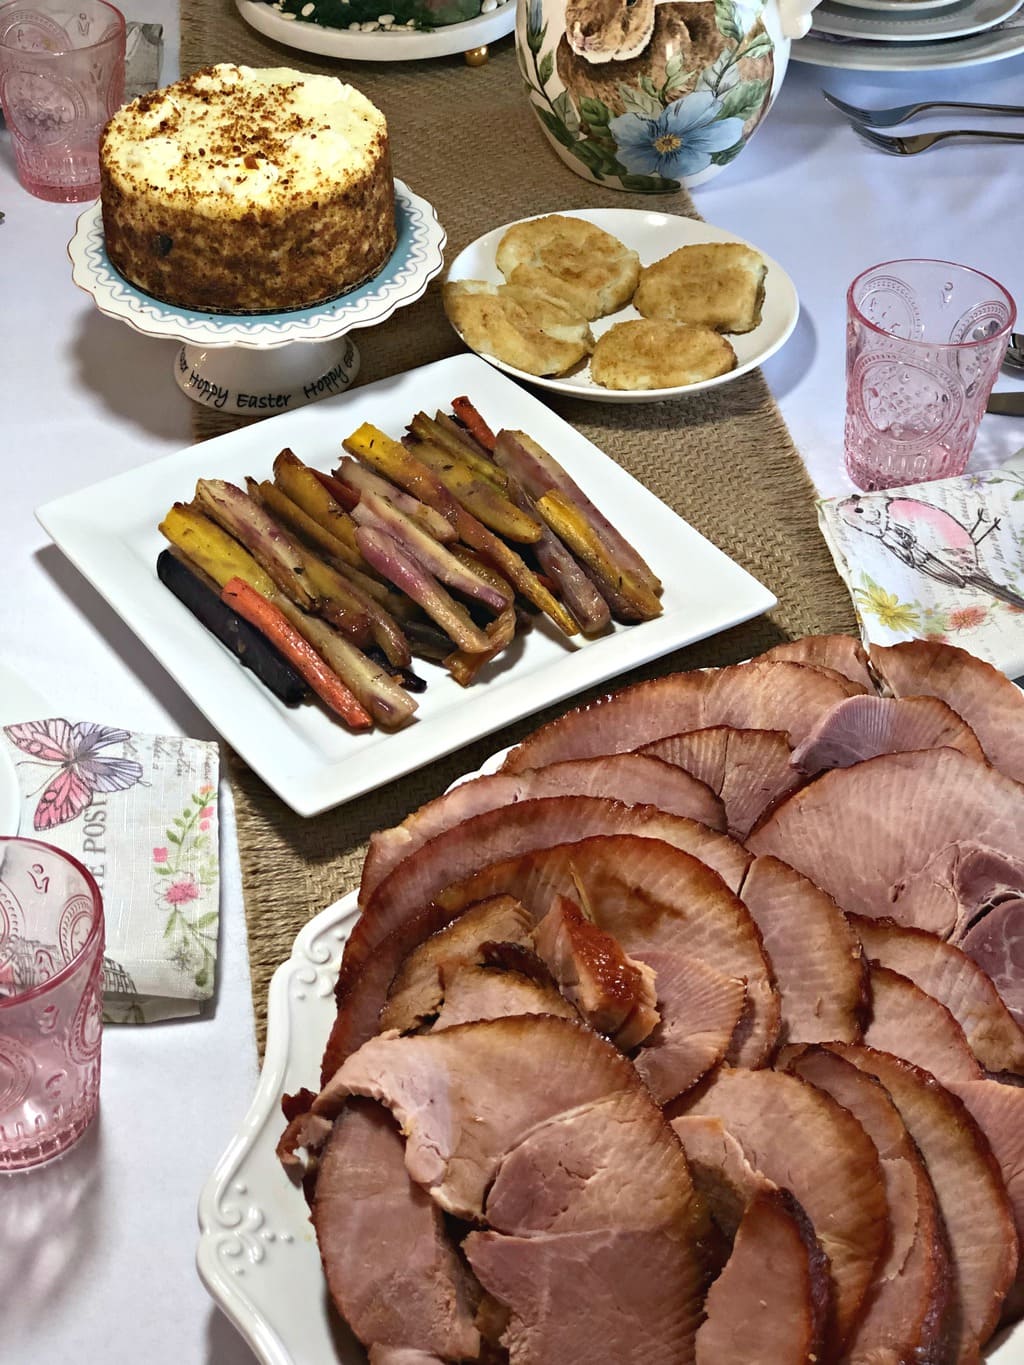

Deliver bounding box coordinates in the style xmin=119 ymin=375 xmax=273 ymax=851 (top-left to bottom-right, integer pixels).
xmin=102 ymin=63 xmax=387 ymax=214
xmin=99 ymin=62 xmax=397 ymax=312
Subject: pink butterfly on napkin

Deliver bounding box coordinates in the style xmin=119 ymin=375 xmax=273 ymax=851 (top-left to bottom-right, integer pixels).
xmin=4 ymin=719 xmax=144 ymax=831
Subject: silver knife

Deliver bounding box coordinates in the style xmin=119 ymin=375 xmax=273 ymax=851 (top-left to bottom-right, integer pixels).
xmin=987 ymin=392 xmax=1024 ymax=416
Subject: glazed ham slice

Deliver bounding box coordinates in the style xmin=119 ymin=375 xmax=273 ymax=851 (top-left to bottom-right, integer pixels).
xmin=464 ymin=1227 xmax=701 ymax=1365
xmin=531 ymin=895 xmax=659 ymax=1049
xmin=359 ymin=753 xmax=726 ymax=905
xmin=757 ymin=634 xmax=875 ymax=691
xmin=790 ymin=694 xmax=986 ymax=777
xmin=851 ymin=916 xmax=1024 ymax=1075
xmin=784 ymin=1046 xmax=953 ymax=1363
xmin=321 ymin=904 xmax=459 ymax=1084
xmin=436 ymin=834 xmax=779 ymax=1071
xmin=827 ymin=1043 xmax=1018 ymax=1360
xmin=431 ymin=960 xmax=578 ymax=1031
xmin=863 ymin=964 xmax=984 ymax=1084
xmin=945 ymin=1078 xmax=1024 ymax=1324
xmin=333 ymin=1017 xmax=708 ymax=1364
xmin=671 ymin=1114 xmax=777 ymax=1239
xmin=957 ymin=899 xmax=1024 ymax=1027
xmin=500 ymin=661 xmax=863 ymax=773
xmin=630 ymin=949 xmax=746 ymax=1103
xmin=695 ymin=1188 xmax=830 ymax=1365
xmin=380 ymin=897 xmax=534 ymax=1033
xmin=639 ymin=727 xmax=803 ymax=840
xmin=677 ymin=1066 xmax=889 ymax=1355
xmin=947 ymin=846 xmax=1024 ymax=939
xmin=345 ymin=796 xmax=753 ymax=990
xmin=870 ymin=639 xmax=1024 ymax=783
xmin=747 ymin=749 xmax=1024 ymax=935
xmin=311 ymin=1098 xmax=481 ymax=1361
xmin=738 ymin=855 xmax=867 ymax=1047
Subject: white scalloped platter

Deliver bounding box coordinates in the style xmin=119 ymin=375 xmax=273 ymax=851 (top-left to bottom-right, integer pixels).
xmin=67 ymin=180 xmax=446 ymax=349
xmin=196 ymin=872 xmax=1024 ymax=1364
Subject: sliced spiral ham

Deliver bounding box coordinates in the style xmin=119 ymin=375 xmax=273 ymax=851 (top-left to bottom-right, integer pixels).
xmin=738 ymin=855 xmax=867 ymax=1047
xmin=311 ymin=1098 xmax=481 ymax=1362
xmin=747 ymin=749 xmax=1024 ymax=934
xmin=784 ymin=1045 xmax=953 ymax=1362
xmin=957 ymin=898 xmax=1024 ymax=1028
xmin=758 ymin=634 xmax=875 ymax=691
xmin=629 ymin=949 xmax=746 ymax=1102
xmin=675 ymin=1065 xmax=889 ymax=1355
xmin=358 ymin=753 xmax=726 ymax=905
xmin=639 ymin=727 xmax=803 ymax=840
xmin=344 ymin=796 xmax=752 ymax=990
xmin=863 ymin=964 xmax=984 ymax=1084
xmin=380 ymin=896 xmax=534 ymax=1035
xmin=530 ymin=894 xmax=660 ymax=1051
xmin=431 ymin=960 xmax=578 ymax=1031
xmin=695 ymin=1188 xmax=830 ymax=1365
xmin=826 ymin=1043 xmax=1018 ymax=1360
xmin=870 ymin=639 xmax=1024 ymax=783
xmin=500 ymin=661 xmax=863 ymax=773
xmin=790 ymin=694 xmax=986 ymax=776
xmin=332 ymin=1016 xmax=709 ymax=1364
xmin=436 ymin=833 xmax=780 ymax=1073
xmin=851 ymin=916 xmax=1024 ymax=1075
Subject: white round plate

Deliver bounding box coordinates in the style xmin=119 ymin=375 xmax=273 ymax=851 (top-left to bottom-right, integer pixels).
xmin=811 ymin=0 xmax=1022 ymax=41
xmin=793 ymin=13 xmax=1024 ymax=63
xmin=236 ymin=0 xmax=513 ymax=60
xmin=67 ymin=180 xmax=446 ymax=349
xmin=445 ymin=209 xmax=800 ymax=405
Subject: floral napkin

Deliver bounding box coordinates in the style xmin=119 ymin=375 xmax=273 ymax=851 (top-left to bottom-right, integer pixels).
xmin=818 ymin=451 xmax=1024 ymax=681
xmin=1 ymin=719 xmax=219 ymax=1023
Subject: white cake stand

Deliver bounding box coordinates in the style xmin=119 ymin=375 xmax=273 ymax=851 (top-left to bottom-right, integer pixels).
xmin=67 ymin=180 xmax=447 ymax=413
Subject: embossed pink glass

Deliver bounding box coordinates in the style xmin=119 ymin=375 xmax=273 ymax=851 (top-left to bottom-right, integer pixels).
xmin=844 ymin=259 xmax=1015 ymax=492
xmin=0 ymin=838 xmax=104 ymax=1171
xmin=0 ymin=0 xmax=125 ymax=202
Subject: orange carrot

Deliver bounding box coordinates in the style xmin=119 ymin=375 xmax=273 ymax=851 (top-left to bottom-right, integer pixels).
xmin=451 ymin=396 xmax=497 ymax=454
xmin=221 ymin=577 xmax=372 ymax=731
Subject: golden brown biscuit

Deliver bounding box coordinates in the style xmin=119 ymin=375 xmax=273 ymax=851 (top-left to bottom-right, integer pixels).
xmin=443 ymin=280 xmax=593 ymax=377
xmin=634 ymin=242 xmax=767 ymax=334
xmin=590 ymin=318 xmax=736 ymax=390
xmin=496 ymin=214 xmax=641 ymax=320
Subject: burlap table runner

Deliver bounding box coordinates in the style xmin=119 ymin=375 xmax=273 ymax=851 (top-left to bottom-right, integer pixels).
xmin=179 ymin=9 xmax=856 ymax=1048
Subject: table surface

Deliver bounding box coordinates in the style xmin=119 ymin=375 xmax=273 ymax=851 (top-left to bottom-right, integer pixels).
xmin=2 ymin=9 xmax=1023 ymax=1360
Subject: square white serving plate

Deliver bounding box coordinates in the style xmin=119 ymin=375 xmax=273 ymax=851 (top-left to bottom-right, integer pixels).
xmin=36 ymin=354 xmax=776 ymax=817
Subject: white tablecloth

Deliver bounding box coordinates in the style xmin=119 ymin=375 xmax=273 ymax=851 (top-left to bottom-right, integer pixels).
xmin=2 ymin=17 xmax=1023 ymax=1361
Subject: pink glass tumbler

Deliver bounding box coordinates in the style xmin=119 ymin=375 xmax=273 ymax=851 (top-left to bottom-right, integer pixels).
xmin=0 ymin=0 xmax=125 ymax=202
xmin=844 ymin=259 xmax=1015 ymax=492
xmin=0 ymin=838 xmax=104 ymax=1171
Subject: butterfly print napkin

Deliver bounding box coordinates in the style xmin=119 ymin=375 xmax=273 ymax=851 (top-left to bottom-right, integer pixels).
xmin=1 ymin=719 xmax=220 ymax=1023
xmin=818 ymin=449 xmax=1024 ymax=682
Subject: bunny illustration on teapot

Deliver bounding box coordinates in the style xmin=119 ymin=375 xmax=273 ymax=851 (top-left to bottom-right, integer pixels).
xmin=516 ymin=0 xmax=820 ymax=189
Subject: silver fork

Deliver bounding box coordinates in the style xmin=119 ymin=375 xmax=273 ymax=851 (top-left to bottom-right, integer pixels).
xmin=855 ymin=124 xmax=1024 ymax=155
xmin=824 ymin=90 xmax=1024 ymax=127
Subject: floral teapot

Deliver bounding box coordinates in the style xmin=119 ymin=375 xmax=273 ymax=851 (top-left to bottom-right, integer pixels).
xmin=515 ymin=0 xmax=819 ymax=190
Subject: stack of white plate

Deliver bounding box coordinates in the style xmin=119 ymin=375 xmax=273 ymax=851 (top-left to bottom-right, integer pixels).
xmin=793 ymin=0 xmax=1024 ymax=70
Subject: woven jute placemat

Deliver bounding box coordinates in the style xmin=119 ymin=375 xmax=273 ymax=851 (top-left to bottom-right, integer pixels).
xmin=179 ymin=11 xmax=856 ymax=1049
